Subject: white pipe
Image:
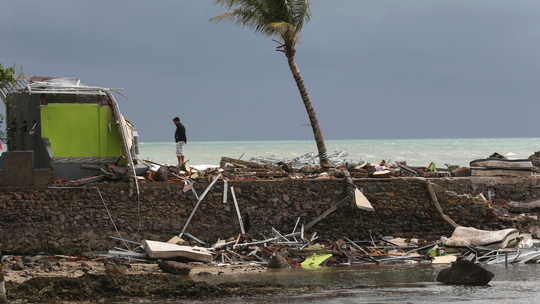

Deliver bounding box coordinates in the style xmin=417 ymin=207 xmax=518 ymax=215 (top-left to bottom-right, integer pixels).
xmin=223 ymin=180 xmax=228 ymax=204
xmin=179 ymin=173 xmax=222 ymax=238
xmin=230 ymin=186 xmax=245 ymax=234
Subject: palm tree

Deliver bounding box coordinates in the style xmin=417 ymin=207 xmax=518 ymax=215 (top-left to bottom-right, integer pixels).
xmin=210 ymin=0 xmax=329 ymax=166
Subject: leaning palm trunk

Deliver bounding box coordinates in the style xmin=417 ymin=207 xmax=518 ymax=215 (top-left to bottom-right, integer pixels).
xmin=286 ymin=54 xmax=328 ymax=165
xmin=211 ymin=0 xmax=328 ymax=165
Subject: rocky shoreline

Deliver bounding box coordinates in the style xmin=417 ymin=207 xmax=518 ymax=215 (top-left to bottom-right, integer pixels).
xmin=3 ymin=255 xmax=274 ymax=303
xmin=6 ymin=273 xmax=323 ymax=303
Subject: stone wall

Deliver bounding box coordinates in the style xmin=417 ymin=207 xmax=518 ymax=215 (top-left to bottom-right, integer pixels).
xmin=1 ymin=177 xmax=539 ymax=255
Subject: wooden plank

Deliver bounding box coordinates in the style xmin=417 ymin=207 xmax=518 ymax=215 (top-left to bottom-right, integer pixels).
xmin=106 ymin=92 xmax=134 ymax=176
xmin=304 ymin=196 xmax=351 ymax=231
xmin=419 ymin=177 xmax=459 ymax=229
xmin=355 ymin=188 xmax=374 ymax=211
xmin=66 ymin=175 xmax=105 ymax=186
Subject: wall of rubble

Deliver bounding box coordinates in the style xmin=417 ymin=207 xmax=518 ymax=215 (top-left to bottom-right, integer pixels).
xmin=1 ymin=177 xmax=539 ymax=255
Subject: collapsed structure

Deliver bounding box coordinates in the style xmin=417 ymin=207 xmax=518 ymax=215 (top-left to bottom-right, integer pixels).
xmin=2 ymin=77 xmax=540 ymax=280
xmin=0 ymin=76 xmax=147 ymax=184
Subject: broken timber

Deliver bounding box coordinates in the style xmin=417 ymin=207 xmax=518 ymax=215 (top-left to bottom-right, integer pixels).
xmin=179 ymin=173 xmax=222 ymax=239
xmin=304 ymin=195 xmax=351 ymax=231
xmin=305 ymin=170 xmax=374 ymax=231
xmin=416 ymin=177 xmax=459 ymax=229
xmin=341 ymin=169 xmax=374 ymax=212
xmin=66 ymin=175 xmax=105 ymax=186
xmin=220 ymin=157 xmax=281 ymax=171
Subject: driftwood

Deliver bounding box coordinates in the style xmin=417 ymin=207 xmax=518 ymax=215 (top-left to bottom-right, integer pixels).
xmin=304 ymin=196 xmax=352 ymax=231
xmin=305 ymin=170 xmax=368 ymax=230
xmin=66 ymin=175 xmax=105 ymax=186
xmin=100 ymin=168 xmax=121 ymax=180
xmin=220 ymin=157 xmax=281 ymax=171
xmin=415 ymin=177 xmax=459 ymax=229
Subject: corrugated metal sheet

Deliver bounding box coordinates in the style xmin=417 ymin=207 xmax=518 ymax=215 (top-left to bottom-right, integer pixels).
xmin=1 ymin=76 xmax=129 ymax=99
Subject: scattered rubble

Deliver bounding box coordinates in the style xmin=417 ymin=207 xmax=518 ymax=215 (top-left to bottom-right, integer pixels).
xmin=47 ymin=149 xmax=540 ymax=186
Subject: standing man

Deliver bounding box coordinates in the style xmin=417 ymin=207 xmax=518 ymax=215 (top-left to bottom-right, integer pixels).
xmin=173 ymin=117 xmax=187 ymax=167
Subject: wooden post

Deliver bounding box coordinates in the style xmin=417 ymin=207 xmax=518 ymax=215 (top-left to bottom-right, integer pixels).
xmin=219 ymin=157 xmax=282 ymax=171
xmin=417 ymin=177 xmax=459 ymax=229
xmin=230 ymin=186 xmax=245 ymax=234
xmin=305 ymin=169 xmax=374 ymax=231
xmin=179 ymin=173 xmax=222 ymax=238
xmin=342 ymin=170 xmax=374 ymax=211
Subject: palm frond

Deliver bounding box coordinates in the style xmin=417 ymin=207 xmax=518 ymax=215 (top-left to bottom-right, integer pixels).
xmin=211 ymin=0 xmax=312 ymax=45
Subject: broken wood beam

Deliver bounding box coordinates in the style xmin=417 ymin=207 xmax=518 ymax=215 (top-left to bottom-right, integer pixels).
xmin=304 ymin=195 xmax=352 ymax=231
xmin=100 ymin=168 xmax=122 ymax=180
xmin=220 ymin=157 xmax=282 ymax=171
xmin=415 ymin=177 xmax=459 ymax=229
xmin=66 ymin=175 xmax=105 ymax=186
xmin=179 ymin=173 xmax=222 ymax=238
xmin=220 ymin=157 xmax=264 ymax=169
xmin=305 ymin=169 xmax=376 ymax=231
xmin=341 ymin=169 xmax=374 ymax=211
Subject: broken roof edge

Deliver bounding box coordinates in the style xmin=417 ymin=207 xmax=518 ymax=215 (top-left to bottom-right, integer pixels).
xmin=2 ymin=76 xmax=131 ymax=100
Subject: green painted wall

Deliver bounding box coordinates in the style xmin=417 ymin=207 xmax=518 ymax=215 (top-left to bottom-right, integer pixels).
xmin=40 ymin=104 xmax=124 ymax=158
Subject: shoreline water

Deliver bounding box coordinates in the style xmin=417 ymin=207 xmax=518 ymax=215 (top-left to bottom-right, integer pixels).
xmin=138 ymin=137 xmax=540 ymax=170
xmin=8 ymin=263 xmax=540 ymax=303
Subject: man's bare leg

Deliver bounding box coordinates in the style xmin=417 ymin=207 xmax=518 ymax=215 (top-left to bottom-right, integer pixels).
xmin=177 ymin=156 xmax=182 ymax=166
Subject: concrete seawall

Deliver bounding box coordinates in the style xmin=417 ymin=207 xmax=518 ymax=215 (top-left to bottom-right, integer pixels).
xmin=1 ymin=177 xmax=539 ymax=255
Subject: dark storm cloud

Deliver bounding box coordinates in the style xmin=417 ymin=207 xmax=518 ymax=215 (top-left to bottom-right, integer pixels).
xmin=2 ymin=0 xmax=540 ymax=142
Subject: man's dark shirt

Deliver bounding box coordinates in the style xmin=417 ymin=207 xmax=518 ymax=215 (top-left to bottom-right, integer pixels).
xmin=175 ymin=122 xmax=187 ymax=143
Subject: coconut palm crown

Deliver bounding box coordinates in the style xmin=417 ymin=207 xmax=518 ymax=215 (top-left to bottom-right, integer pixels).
xmin=211 ymin=0 xmax=329 ymax=165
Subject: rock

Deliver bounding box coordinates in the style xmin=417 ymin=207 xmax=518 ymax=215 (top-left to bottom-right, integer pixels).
xmin=451 ymin=167 xmax=470 ymax=177
xmin=530 ymin=226 xmax=540 ymax=239
xmin=299 ymin=166 xmax=312 ymax=174
xmin=153 ymin=166 xmax=170 ymax=182
xmin=509 ymin=201 xmax=531 ymax=213
xmin=529 ymin=151 xmax=540 ymax=169
xmin=509 ymin=200 xmax=540 ymax=213
xmin=105 ymin=265 xmax=128 ymax=275
xmin=42 ymin=260 xmax=54 ymax=271
xmin=33 ymin=255 xmax=49 ymax=263
xmin=158 ymin=261 xmax=192 ymax=275
xmin=12 ymin=261 xmax=25 ymax=271
xmin=267 ymin=254 xmax=289 ymax=269
xmin=436 ymin=259 xmax=494 ymax=285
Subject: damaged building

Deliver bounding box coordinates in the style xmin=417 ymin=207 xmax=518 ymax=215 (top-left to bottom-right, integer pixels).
xmin=0 ymin=76 xmax=143 ymax=185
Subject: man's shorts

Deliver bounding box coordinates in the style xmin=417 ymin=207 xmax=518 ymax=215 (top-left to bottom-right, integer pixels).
xmin=176 ymin=141 xmax=185 ymax=156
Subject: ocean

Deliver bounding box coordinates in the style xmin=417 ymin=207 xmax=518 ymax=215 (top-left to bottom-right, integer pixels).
xmin=138 ymin=137 xmax=540 ymax=170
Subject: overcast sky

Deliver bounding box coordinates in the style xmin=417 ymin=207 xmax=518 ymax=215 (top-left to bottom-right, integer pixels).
xmin=2 ymin=0 xmax=540 ymax=143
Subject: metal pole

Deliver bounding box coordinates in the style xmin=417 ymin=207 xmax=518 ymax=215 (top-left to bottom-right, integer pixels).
xmin=179 ymin=173 xmax=222 ymax=238
xmin=223 ymin=180 xmax=228 ymax=204
xmin=230 ymin=186 xmax=245 ymax=234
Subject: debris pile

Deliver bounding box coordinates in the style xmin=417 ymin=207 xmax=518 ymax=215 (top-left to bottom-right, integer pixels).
xmin=442 ymin=226 xmax=540 ymax=265
xmin=50 ymin=149 xmax=540 ymax=185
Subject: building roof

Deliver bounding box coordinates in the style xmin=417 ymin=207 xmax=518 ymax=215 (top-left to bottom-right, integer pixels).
xmin=1 ymin=76 xmax=129 ymax=105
